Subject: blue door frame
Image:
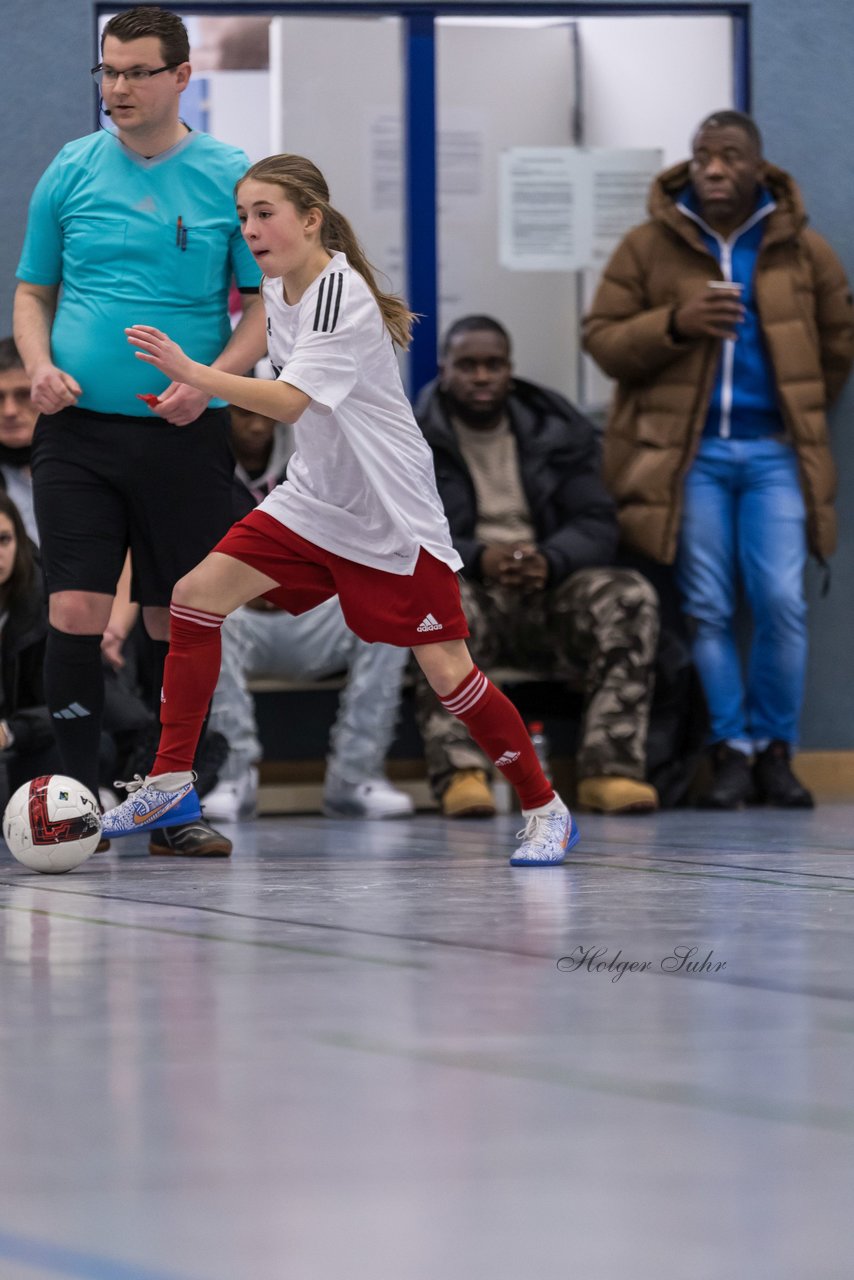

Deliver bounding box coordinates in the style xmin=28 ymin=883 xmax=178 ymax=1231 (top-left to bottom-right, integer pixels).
xmin=98 ymin=3 xmax=751 ymax=392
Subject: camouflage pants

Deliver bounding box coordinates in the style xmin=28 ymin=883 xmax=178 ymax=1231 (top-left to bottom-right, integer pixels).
xmin=413 ymin=567 xmax=659 ymax=797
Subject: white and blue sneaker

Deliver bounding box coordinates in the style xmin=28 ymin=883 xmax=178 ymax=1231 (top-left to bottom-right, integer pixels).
xmin=510 ymin=806 xmax=580 ymax=866
xmin=101 ymin=773 xmax=201 ymax=839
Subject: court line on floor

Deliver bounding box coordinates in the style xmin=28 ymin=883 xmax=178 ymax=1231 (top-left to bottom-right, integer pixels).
xmin=0 ymin=901 xmax=424 ymax=970
xmin=576 ymin=841 xmax=854 ymax=880
xmin=319 ymin=1032 xmax=854 ymax=1135
xmin=4 ymin=842 xmax=853 ymax=940
xmin=562 ymin=855 xmax=854 ymax=892
xmin=0 ymin=882 xmax=555 ymax=960
xmin=1 ymin=878 xmax=853 ymax=1003
xmin=0 ymin=1228 xmax=199 ymax=1280
xmin=6 ymin=843 xmax=853 ymax=900
xmin=292 ymin=814 xmax=854 ymax=870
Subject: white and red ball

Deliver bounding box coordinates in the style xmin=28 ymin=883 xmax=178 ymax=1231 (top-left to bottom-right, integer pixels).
xmin=3 ymin=775 xmax=102 ymax=873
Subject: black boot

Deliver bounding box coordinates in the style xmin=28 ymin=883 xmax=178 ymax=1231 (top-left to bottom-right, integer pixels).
xmin=753 ymin=741 xmax=814 ymax=808
xmin=698 ymin=743 xmax=755 ymax=809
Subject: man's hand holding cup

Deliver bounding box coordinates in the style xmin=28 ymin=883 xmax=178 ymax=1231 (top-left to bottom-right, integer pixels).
xmin=671 ymin=280 xmax=745 ymax=342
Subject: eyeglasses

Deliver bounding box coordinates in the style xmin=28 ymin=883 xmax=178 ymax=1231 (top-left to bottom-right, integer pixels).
xmin=90 ymin=62 xmax=181 ymax=86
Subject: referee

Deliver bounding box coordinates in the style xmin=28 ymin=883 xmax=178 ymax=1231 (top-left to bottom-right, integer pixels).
xmin=13 ymin=6 xmax=266 ymax=856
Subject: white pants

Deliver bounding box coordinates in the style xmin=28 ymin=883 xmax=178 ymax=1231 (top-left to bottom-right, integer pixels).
xmin=209 ymin=597 xmax=409 ymax=786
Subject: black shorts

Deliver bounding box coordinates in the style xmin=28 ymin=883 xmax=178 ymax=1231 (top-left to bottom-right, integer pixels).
xmin=32 ymin=405 xmax=237 ymax=607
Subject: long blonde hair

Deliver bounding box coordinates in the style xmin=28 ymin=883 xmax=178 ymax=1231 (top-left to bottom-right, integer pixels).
xmin=238 ymin=154 xmax=416 ymax=350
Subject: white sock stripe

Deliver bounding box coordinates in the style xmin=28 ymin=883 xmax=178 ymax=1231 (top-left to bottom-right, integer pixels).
xmin=441 ymin=671 xmax=487 ymax=715
xmin=170 ymin=603 xmax=224 ymax=621
xmin=441 ymin=669 xmax=485 ymax=710
xmin=170 ymin=604 xmax=225 ymax=629
xmin=449 ymin=681 xmax=488 ymax=715
xmin=170 ymin=615 xmax=223 ymax=630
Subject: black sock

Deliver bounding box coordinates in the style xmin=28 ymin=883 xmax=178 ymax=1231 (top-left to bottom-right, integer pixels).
xmin=44 ymin=627 xmax=105 ymax=797
xmin=146 ymin=638 xmax=170 ymax=713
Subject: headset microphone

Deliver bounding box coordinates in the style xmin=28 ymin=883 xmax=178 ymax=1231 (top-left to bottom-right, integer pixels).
xmin=99 ymin=95 xmax=111 ymax=117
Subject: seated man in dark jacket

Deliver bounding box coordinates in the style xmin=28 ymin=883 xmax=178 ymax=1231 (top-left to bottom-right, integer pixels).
xmin=414 ymin=315 xmax=660 ymax=816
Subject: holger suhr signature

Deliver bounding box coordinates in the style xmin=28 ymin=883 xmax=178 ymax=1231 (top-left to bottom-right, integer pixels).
xmin=557 ymin=945 xmax=726 ymax=983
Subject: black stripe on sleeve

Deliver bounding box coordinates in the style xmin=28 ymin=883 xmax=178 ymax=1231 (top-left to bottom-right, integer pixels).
xmin=329 ymin=273 xmax=344 ymax=332
xmin=321 ymin=274 xmax=336 ymax=331
xmin=311 ymin=271 xmax=345 ymax=333
xmin=313 ymin=278 xmax=327 ymax=331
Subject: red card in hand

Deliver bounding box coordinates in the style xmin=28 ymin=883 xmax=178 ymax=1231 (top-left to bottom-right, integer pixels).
xmin=136 ymin=393 xmax=160 ymax=408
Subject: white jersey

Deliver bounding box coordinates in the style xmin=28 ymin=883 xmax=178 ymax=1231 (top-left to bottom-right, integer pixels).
xmin=258 ymin=254 xmax=461 ymax=576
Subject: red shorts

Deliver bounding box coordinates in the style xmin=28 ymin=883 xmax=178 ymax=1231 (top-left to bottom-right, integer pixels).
xmin=214 ymin=509 xmax=469 ymax=647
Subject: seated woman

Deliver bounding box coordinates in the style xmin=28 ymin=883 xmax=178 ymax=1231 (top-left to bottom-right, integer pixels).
xmin=0 ymin=491 xmax=59 ymax=804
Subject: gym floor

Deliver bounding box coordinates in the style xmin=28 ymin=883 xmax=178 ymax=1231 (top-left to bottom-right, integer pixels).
xmin=0 ymin=806 xmax=851 ymax=1279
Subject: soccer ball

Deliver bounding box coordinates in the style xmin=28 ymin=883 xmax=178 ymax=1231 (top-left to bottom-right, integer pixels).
xmin=3 ymin=775 xmax=102 ymax=873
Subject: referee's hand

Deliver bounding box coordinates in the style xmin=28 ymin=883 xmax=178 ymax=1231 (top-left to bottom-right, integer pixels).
xmin=30 ymin=362 xmax=81 ymax=415
xmin=101 ymin=626 xmax=127 ymax=670
xmin=150 ymin=382 xmax=210 ymax=426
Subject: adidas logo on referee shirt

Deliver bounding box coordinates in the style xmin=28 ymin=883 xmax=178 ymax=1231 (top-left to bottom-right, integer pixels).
xmin=416 ymin=613 xmax=443 ymax=633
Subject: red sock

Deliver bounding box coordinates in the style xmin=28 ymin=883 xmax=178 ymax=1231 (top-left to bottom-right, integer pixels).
xmin=440 ymin=667 xmax=554 ymax=811
xmin=150 ymin=604 xmax=225 ymax=776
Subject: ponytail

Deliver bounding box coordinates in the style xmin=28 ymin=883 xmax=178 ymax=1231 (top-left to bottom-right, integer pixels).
xmin=321 ymin=206 xmax=416 ymax=350
xmin=238 ymin=154 xmax=417 ymax=350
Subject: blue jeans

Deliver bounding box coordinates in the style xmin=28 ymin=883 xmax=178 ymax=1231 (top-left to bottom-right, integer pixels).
xmin=676 ymin=437 xmax=808 ymax=749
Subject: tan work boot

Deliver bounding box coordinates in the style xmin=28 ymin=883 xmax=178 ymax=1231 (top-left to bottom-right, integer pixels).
xmin=576 ymin=775 xmax=658 ymax=814
xmin=441 ymin=769 xmax=496 ymax=818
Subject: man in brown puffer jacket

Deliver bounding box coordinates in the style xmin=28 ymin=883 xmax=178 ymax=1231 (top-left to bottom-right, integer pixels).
xmin=583 ymin=109 xmax=854 ymax=810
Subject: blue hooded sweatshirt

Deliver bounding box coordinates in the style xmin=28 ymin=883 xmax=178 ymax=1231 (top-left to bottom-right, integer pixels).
xmin=677 ymin=185 xmax=784 ymax=439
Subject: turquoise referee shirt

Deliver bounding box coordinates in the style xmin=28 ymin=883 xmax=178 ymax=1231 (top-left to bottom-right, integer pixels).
xmin=16 ymin=129 xmax=261 ymax=417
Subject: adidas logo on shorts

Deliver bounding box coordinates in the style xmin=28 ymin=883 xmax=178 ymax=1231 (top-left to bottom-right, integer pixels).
xmin=416 ymin=613 xmax=443 ymax=633
xmin=495 ymin=750 xmax=521 ymax=767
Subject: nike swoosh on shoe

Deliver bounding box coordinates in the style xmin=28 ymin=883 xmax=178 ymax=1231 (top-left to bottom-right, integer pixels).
xmin=132 ymin=791 xmax=189 ymax=826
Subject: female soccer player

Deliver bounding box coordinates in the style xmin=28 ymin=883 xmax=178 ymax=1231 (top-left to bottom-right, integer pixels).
xmin=104 ymin=154 xmax=577 ymax=865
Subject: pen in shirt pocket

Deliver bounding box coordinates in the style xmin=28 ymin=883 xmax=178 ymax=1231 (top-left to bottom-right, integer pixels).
xmin=175 ymin=216 xmax=187 ymax=250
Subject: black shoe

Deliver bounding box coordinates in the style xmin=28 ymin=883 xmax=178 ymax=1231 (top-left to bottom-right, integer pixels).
xmin=698 ymin=743 xmax=755 ymax=809
xmin=149 ymin=818 xmax=233 ymax=857
xmin=753 ymin=741 xmax=814 ymax=808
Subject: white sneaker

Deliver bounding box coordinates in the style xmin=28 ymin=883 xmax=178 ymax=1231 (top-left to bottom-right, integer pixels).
xmin=323 ymin=776 xmax=415 ymax=819
xmin=510 ymin=809 xmax=580 ymax=866
xmin=202 ymin=767 xmax=258 ymax=823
